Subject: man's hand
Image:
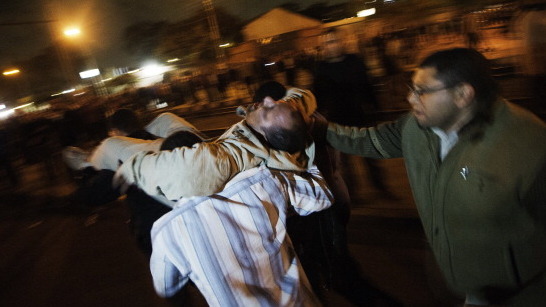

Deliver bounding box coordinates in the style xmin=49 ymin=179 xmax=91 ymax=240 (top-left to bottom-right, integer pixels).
xmin=311 ymin=111 xmax=327 ymax=126
xmin=112 ymin=168 xmax=132 ymax=195
xmin=282 ymin=88 xmax=317 ymax=118
xmin=62 ymin=146 xmax=91 ymax=170
xmin=309 ymin=111 xmax=329 ymax=144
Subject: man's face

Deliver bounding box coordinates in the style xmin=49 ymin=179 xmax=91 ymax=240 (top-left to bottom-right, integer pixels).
xmin=245 ymin=98 xmax=297 ymax=134
xmin=322 ymin=32 xmax=344 ymax=60
xmin=408 ymin=67 xmax=460 ymax=131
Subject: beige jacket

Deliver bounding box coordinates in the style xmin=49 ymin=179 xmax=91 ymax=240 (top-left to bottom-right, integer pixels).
xmin=115 ymin=88 xmax=317 ymax=201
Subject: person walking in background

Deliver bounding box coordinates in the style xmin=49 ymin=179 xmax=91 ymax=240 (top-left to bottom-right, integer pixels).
xmin=462 ymin=11 xmax=481 ymax=50
xmin=314 ymin=27 xmax=379 ymax=127
xmin=0 ymin=125 xmax=19 ymax=188
xmin=313 ymin=27 xmax=392 ymax=201
xmin=515 ymin=0 xmax=546 ymax=113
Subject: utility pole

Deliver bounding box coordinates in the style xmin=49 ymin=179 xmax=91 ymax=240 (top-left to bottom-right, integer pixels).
xmin=202 ymin=0 xmax=225 ymax=61
xmin=41 ymin=0 xmax=79 ymax=90
xmin=0 ymin=19 xmax=68 ymax=96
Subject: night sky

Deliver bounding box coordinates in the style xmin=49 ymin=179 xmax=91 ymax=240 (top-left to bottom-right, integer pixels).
xmin=0 ymin=0 xmax=346 ymax=69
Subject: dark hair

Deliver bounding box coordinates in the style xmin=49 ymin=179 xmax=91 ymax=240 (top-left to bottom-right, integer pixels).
xmin=521 ymin=2 xmax=546 ymax=10
xmin=109 ymin=109 xmax=143 ymax=134
xmin=160 ymin=130 xmax=203 ymax=151
xmin=252 ymin=81 xmax=286 ymax=102
xmin=419 ymin=48 xmax=498 ymax=121
xmin=262 ymin=110 xmax=310 ymax=154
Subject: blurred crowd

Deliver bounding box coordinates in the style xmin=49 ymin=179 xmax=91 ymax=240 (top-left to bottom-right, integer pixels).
xmin=2 ymin=2 xmax=545 ymax=192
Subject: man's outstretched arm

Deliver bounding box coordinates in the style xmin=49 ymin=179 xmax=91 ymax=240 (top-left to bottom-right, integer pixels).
xmin=113 ymin=142 xmax=234 ymax=201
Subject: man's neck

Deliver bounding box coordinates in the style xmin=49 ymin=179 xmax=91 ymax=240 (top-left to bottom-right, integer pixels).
xmin=441 ymin=108 xmax=476 ymax=134
xmin=245 ymin=121 xmax=266 ymax=140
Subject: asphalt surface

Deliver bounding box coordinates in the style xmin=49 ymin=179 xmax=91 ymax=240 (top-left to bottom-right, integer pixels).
xmin=0 ymin=159 xmax=447 ymax=307
xmin=0 ymin=116 xmax=456 ymax=307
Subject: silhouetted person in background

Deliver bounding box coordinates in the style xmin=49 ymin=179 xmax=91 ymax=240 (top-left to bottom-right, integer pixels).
xmin=108 ymin=108 xmax=157 ymax=140
xmin=0 ymin=125 xmax=19 ymax=187
xmin=516 ymin=0 xmax=546 ymax=113
xmin=313 ymin=27 xmax=392 ymax=200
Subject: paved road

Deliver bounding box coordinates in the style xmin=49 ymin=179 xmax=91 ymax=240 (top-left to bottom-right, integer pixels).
xmin=0 ymin=118 xmax=459 ymax=307
xmin=0 ymin=170 xmax=446 ymax=307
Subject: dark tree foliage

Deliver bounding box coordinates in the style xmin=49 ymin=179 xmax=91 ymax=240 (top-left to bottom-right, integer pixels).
xmin=123 ymin=21 xmax=169 ymax=63
xmin=122 ymin=6 xmax=243 ymax=65
xmin=280 ymin=2 xmax=302 ymax=12
xmin=0 ymin=43 xmax=87 ymax=101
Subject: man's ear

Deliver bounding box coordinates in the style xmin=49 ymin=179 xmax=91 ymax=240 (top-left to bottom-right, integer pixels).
xmin=453 ymin=83 xmax=475 ymax=109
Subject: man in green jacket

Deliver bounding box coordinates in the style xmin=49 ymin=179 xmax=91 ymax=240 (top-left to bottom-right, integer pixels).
xmin=315 ymin=48 xmax=546 ymax=306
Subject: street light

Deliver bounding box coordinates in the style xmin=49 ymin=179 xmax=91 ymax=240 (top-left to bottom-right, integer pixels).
xmin=357 ymin=8 xmax=376 ymax=17
xmin=64 ymin=27 xmax=81 ymax=37
xmin=57 ymin=26 xmax=84 ymax=88
xmin=63 ymin=27 xmax=98 ymax=70
xmin=2 ymin=68 xmax=30 ymax=103
xmin=3 ymin=69 xmax=21 ymax=76
xmin=62 ymin=27 xmax=106 ymax=95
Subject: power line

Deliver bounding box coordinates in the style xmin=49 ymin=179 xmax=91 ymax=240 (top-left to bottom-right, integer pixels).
xmin=0 ymin=20 xmax=58 ymax=26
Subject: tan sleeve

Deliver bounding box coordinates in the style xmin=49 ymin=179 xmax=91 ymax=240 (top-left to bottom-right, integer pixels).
xmin=115 ymin=142 xmax=234 ymax=200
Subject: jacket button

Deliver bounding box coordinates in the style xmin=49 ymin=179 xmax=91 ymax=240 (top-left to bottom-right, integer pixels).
xmin=434 ymin=227 xmax=439 ymax=235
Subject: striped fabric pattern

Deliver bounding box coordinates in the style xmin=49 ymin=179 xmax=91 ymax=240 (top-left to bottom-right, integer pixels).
xmin=150 ymin=165 xmax=332 ymax=307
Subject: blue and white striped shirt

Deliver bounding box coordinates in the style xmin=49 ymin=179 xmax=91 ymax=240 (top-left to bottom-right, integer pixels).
xmin=150 ymin=165 xmax=333 ymax=307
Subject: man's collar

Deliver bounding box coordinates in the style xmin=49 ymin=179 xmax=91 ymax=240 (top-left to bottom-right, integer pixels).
xmin=458 ymin=99 xmax=502 ymax=140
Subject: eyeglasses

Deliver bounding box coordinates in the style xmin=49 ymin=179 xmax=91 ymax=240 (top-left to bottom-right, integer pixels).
xmin=407 ymin=83 xmax=452 ymax=98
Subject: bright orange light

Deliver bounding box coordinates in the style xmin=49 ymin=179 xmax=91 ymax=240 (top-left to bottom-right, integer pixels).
xmin=3 ymin=69 xmax=20 ymax=76
xmin=64 ymin=27 xmax=81 ymax=37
